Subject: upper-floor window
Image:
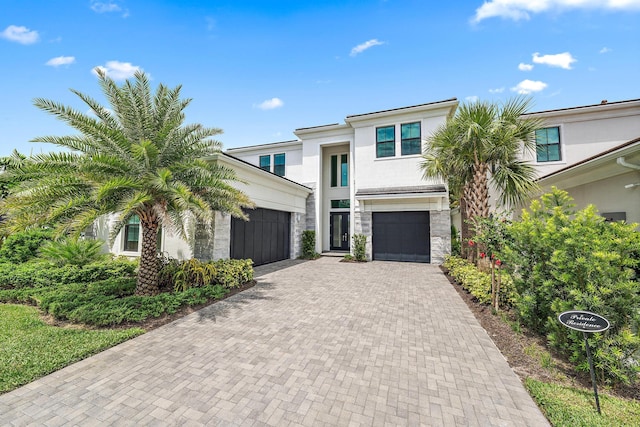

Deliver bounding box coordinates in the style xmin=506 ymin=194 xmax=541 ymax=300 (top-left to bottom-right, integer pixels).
xmin=401 ymin=122 xmax=421 ymax=155
xmin=376 ymin=126 xmax=395 ymax=158
xmin=274 ymin=153 xmax=285 ymax=176
xmin=535 ymin=127 xmax=561 ymax=162
xmin=330 ymin=154 xmax=348 ymax=187
xmin=259 ymin=155 xmax=271 ymax=172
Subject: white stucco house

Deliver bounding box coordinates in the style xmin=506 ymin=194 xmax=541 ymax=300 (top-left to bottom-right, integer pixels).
xmin=104 ymin=97 xmax=639 ymax=267
xmin=522 ymin=99 xmax=640 ymax=225
xmin=104 ymin=98 xmax=457 ymax=265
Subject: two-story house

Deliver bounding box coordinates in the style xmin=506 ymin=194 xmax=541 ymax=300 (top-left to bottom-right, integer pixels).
xmin=227 ymin=98 xmax=457 ymax=264
xmin=524 ymin=99 xmax=640 ymax=224
xmin=104 ymin=97 xmax=639 ymax=267
xmin=104 ymin=98 xmax=457 ymax=265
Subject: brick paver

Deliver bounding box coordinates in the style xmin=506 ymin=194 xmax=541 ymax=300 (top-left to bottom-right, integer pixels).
xmin=0 ymin=257 xmax=549 ymax=426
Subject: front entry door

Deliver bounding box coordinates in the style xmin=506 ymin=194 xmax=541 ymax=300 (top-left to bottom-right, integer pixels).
xmin=330 ymin=213 xmax=350 ymax=251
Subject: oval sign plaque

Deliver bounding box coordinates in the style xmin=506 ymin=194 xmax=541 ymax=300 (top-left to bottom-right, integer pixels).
xmin=558 ymin=311 xmax=610 ymax=333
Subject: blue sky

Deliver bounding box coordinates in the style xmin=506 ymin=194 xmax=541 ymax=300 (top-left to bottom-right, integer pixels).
xmin=1 ymin=0 xmax=639 ymax=157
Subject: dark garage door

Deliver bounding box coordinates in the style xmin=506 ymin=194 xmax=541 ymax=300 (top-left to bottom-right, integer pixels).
xmin=372 ymin=211 xmax=430 ymax=263
xmin=231 ymin=208 xmax=291 ymax=266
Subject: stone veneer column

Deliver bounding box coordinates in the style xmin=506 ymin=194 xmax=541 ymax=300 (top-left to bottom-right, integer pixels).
xmin=429 ymin=209 xmax=451 ymax=264
xmin=212 ymin=212 xmax=231 ymax=260
xmin=304 ymin=183 xmax=316 ymax=231
xmin=354 ymin=208 xmax=372 ymax=261
xmin=290 ymin=212 xmax=306 ymax=259
xmin=193 ymin=217 xmax=216 ymax=261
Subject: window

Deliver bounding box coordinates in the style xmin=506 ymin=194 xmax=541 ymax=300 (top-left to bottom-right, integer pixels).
xmin=376 ymin=125 xmax=395 ymax=158
xmin=259 ymin=155 xmax=271 ymax=172
xmin=124 ymin=215 xmax=140 ymax=252
xmin=535 ymin=127 xmax=561 ymax=162
xmin=274 ymin=153 xmax=285 ymax=176
xmin=401 ymin=122 xmax=421 ymax=155
xmin=331 ymin=154 xmax=348 ymax=187
xmin=331 ymin=199 xmax=350 ymax=209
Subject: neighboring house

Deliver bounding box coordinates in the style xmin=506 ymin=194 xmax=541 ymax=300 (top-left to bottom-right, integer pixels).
xmin=523 ymin=99 xmax=640 ymax=224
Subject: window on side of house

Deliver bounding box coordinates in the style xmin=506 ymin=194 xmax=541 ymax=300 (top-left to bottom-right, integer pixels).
xmin=259 ymin=155 xmax=271 ymax=172
xmin=274 ymin=153 xmax=285 ymax=176
xmin=124 ymin=215 xmax=140 ymax=252
xmin=401 ymin=122 xmax=421 ymax=155
xmin=535 ymin=127 xmax=561 ymax=162
xmin=376 ymin=125 xmax=395 ymax=158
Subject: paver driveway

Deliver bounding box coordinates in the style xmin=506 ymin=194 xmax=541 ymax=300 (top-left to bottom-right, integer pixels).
xmin=1 ymin=257 xmax=549 ymax=426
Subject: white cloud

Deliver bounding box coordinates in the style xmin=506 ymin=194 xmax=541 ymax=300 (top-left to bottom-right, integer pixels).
xmin=472 ymin=0 xmax=640 ymax=23
xmin=46 ymin=56 xmax=75 ymax=67
xmin=466 ymin=96 xmax=479 ymax=103
xmin=532 ymin=52 xmax=576 ymax=69
xmin=518 ymin=63 xmax=534 ymax=71
xmin=92 ymin=61 xmax=142 ymax=80
xmin=254 ymin=98 xmax=284 ymax=110
xmin=489 ymin=87 xmax=505 ymax=93
xmin=1 ymin=25 xmax=39 ymax=44
xmin=511 ymin=79 xmax=548 ymax=94
xmin=350 ymin=39 xmax=385 ymax=56
xmin=90 ymin=1 xmax=121 ymax=13
xmin=599 ymin=47 xmax=612 ymax=54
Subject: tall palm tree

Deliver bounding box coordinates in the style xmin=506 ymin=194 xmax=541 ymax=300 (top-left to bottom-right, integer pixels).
xmin=0 ymin=70 xmax=253 ymax=295
xmin=421 ymin=97 xmax=543 ymax=250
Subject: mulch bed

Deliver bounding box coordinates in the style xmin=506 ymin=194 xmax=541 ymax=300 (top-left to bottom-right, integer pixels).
xmin=440 ymin=266 xmax=639 ymax=401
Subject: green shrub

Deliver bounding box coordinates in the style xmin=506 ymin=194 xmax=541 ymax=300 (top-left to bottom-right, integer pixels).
xmin=38 ymin=238 xmax=107 ymax=266
xmin=0 ymin=229 xmax=53 ymax=263
xmin=301 ymin=230 xmax=319 ymax=259
xmin=0 ymin=258 xmax=137 ymax=290
xmin=158 ymin=257 xmax=253 ymax=292
xmin=352 ymin=234 xmax=367 ymax=262
xmin=0 ymin=277 xmax=229 ymax=327
xmin=443 ymin=255 xmax=518 ymax=307
xmin=504 ymin=188 xmax=640 ymax=385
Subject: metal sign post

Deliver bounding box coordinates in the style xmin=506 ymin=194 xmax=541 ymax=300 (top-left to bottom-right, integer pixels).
xmin=558 ymin=310 xmax=610 ymax=415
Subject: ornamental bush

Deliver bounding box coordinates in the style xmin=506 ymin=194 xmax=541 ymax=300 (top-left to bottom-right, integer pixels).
xmin=158 ymin=257 xmax=253 ymax=292
xmin=0 ymin=229 xmax=53 ymax=264
xmin=301 ymin=230 xmax=319 ymax=259
xmin=504 ymin=187 xmax=640 ymax=385
xmin=443 ymin=255 xmax=518 ymax=308
xmin=352 ymin=234 xmax=367 ymax=262
xmin=0 ymin=258 xmax=137 ymax=290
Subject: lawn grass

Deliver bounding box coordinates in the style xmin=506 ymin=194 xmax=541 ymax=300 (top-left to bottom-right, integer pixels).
xmin=0 ymin=304 xmax=143 ymax=394
xmin=525 ymin=378 xmax=640 ymax=426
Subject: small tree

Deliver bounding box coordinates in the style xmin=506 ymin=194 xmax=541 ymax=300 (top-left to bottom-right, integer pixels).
xmin=1 ymin=71 xmax=253 ymax=295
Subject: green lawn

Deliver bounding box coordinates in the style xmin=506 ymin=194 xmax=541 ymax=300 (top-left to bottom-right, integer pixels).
xmin=525 ymin=378 xmax=640 ymax=426
xmin=0 ymin=304 xmax=143 ymax=394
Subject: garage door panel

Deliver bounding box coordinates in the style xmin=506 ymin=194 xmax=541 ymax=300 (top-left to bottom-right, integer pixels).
xmin=231 ymin=208 xmax=291 ymax=266
xmin=373 ymin=212 xmax=430 ymax=263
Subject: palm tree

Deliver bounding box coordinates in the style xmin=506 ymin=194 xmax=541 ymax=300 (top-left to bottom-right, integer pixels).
xmin=0 ymin=70 xmax=253 ymax=295
xmin=421 ymin=97 xmax=543 ymax=253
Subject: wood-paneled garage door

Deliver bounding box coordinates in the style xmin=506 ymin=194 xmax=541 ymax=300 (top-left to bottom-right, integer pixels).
xmin=231 ymin=208 xmax=291 ymax=266
xmin=372 ymin=211 xmax=430 ymax=263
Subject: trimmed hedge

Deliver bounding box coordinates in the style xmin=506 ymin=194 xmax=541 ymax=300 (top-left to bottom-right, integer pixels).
xmin=0 ymin=258 xmax=137 ymax=290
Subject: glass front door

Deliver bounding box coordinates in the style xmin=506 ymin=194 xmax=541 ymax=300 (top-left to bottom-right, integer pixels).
xmin=330 ymin=213 xmax=350 ymax=251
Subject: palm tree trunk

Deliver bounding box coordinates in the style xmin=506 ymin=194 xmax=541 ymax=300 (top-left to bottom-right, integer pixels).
xmin=467 ymin=162 xmax=490 ymax=220
xmin=135 ymin=211 xmax=160 ymax=296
